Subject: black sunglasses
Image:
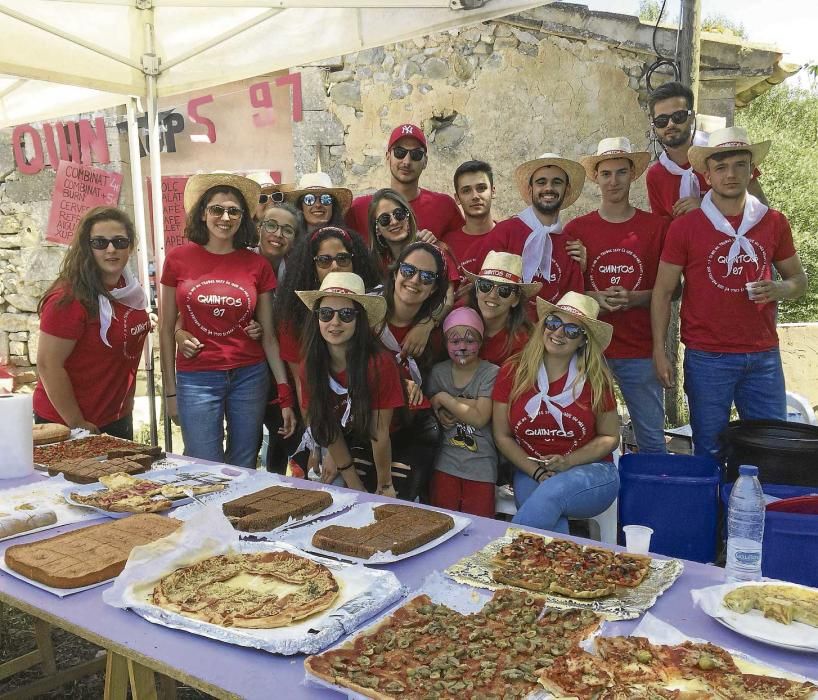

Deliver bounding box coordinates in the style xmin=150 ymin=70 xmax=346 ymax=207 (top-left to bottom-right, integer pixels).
xmin=206 ymin=204 xmax=244 ymax=219
xmin=317 ymin=306 xmax=358 ymax=323
xmin=375 ymin=207 xmax=410 ymax=228
xmin=651 ymin=109 xmax=692 ymax=129
xmin=90 ymin=237 xmax=130 ymax=250
xmin=258 ymin=219 xmax=296 ymax=238
xmin=314 ymin=252 xmax=354 ymax=269
xmin=398 ymin=262 xmax=438 ymax=286
xmin=391 ymin=146 xmax=426 ymax=162
xmin=303 ymin=193 xmax=333 ymax=207
xmin=476 ymin=277 xmax=519 ymax=299
xmin=544 ymin=314 xmax=586 ymax=340
xmin=259 ymin=191 xmax=285 ymax=204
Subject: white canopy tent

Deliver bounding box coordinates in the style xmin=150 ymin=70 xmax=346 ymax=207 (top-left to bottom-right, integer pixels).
xmin=0 ymin=0 xmax=548 ymax=446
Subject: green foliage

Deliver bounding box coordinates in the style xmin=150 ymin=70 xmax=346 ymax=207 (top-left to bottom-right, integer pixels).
xmin=639 ymin=0 xmax=662 ymax=23
xmin=736 ymin=84 xmax=818 ymax=322
xmin=701 ymin=13 xmax=747 ymax=40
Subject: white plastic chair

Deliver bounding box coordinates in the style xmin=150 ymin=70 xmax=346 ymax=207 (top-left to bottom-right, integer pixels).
xmin=786 ymin=391 xmax=818 ymax=426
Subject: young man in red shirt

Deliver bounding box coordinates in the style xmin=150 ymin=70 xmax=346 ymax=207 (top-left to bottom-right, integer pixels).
xmin=464 ymin=153 xmax=586 ymax=317
xmin=651 ymin=127 xmax=807 ymax=459
xmin=646 ymin=81 xmax=767 ymax=220
xmin=565 ymin=137 xmax=669 ymax=454
xmin=345 ymin=123 xmax=464 ymax=244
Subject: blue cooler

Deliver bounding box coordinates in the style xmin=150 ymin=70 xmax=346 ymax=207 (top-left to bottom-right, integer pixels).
xmin=618 ymin=454 xmax=721 ymax=563
xmin=721 ymin=483 xmax=818 ymax=587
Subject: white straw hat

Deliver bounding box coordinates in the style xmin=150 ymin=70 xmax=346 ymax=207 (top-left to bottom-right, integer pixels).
xmin=688 ymin=126 xmax=771 ymax=174
xmin=536 ymin=291 xmax=613 ymax=351
xmin=463 ymin=250 xmax=542 ymax=298
xmin=183 ymin=172 xmax=261 ymax=213
xmin=296 ymin=272 xmax=386 ymax=326
xmin=283 ymin=172 xmax=353 ymax=214
xmin=580 ymin=137 xmax=651 ymax=182
xmin=514 ymin=153 xmax=586 ymax=209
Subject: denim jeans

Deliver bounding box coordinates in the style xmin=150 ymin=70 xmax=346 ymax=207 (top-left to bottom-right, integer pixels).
xmin=608 ymin=357 xmax=667 ymax=454
xmin=683 ymin=348 xmax=786 ymax=460
xmin=176 ymin=361 xmax=270 ymax=468
xmin=512 ymin=461 xmax=619 ymax=534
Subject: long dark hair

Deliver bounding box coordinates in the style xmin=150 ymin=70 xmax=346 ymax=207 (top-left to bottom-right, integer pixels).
xmin=185 ymin=185 xmax=258 ymax=249
xmin=382 ymin=241 xmax=448 ymax=327
xmin=303 ymin=299 xmax=382 ymax=445
xmin=468 ymin=283 xmax=531 ymax=360
xmin=299 ymin=193 xmax=346 ymax=232
xmin=367 ymin=188 xmax=417 ymax=272
xmin=274 ymin=226 xmax=379 ymax=342
xmin=38 ymin=206 xmax=135 ymax=317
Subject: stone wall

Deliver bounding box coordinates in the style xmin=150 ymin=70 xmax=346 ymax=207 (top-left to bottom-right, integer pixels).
xmin=779 ymin=323 xmax=818 ymax=409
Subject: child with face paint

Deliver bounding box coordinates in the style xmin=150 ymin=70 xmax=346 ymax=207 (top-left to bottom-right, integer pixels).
xmin=426 ymin=307 xmax=500 ymax=517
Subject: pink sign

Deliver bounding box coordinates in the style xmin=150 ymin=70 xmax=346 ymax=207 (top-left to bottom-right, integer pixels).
xmin=46 ymin=161 xmax=123 ymax=245
xmin=147 ymin=176 xmax=189 ymax=252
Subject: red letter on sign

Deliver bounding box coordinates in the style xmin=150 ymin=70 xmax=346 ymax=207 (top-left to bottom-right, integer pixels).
xmin=79 ymin=117 xmax=111 ymax=165
xmin=188 ymin=95 xmax=217 ymax=143
xmin=12 ymin=124 xmax=44 ymax=174
xmin=275 ymin=72 xmax=303 ymax=122
xmin=249 ymin=81 xmax=276 ymax=128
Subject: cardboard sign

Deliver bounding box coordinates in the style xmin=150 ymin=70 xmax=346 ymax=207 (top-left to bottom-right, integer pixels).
xmin=147 ymin=176 xmax=189 ymax=253
xmin=45 ymin=162 xmax=123 ymax=244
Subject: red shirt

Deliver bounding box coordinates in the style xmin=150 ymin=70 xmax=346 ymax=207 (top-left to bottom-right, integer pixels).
xmin=565 ymin=209 xmax=667 ymax=359
xmin=465 ymin=216 xmax=585 ymax=317
xmin=441 ymin=226 xmax=492 ymax=285
xmin=161 ymin=243 xmax=276 ymax=371
xmin=276 ymin=317 xmax=301 ymax=364
xmin=346 ymin=188 xmax=465 ymax=244
xmin=492 ymin=362 xmax=616 ymax=458
xmin=661 ymin=208 xmax=796 ymax=353
xmin=33 ymin=288 xmax=150 ymax=427
xmin=646 ymin=160 xmax=709 ymax=219
xmin=480 ymin=327 xmax=529 ymax=366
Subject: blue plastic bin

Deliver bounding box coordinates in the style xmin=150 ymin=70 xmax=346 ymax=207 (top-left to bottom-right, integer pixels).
xmin=618 ymin=454 xmax=721 ymax=563
xmin=721 ymin=482 xmax=818 ymax=587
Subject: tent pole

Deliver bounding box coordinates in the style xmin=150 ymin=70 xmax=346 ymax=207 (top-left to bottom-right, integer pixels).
xmin=126 ymin=98 xmax=158 ymax=447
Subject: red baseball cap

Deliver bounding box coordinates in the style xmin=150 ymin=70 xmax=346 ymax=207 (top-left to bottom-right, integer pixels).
xmin=387 ymin=123 xmax=427 ymax=150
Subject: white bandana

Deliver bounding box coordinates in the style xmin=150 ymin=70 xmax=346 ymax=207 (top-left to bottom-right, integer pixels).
xmin=517 ymin=206 xmax=562 ymax=284
xmin=99 ymin=267 xmax=148 ymax=348
xmin=700 ymin=191 xmax=768 ymax=275
xmin=328 ymin=374 xmax=351 ymax=427
xmin=379 ymin=324 xmax=422 ymax=386
xmin=523 ymin=356 xmax=585 ymax=432
xmin=658 ymin=151 xmax=701 ymax=201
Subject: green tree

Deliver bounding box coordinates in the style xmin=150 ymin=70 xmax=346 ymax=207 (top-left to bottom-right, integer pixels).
xmin=736 ymin=83 xmax=818 ymax=322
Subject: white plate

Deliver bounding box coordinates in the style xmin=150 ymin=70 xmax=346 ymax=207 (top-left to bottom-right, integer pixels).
xmin=277 ymin=501 xmax=471 ymax=564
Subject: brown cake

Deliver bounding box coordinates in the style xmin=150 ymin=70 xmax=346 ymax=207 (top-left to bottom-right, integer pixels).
xmin=107 ymin=446 xmax=167 ymax=461
xmin=48 ymin=457 xmax=150 ymax=484
xmin=222 ymin=485 xmax=333 ymax=532
xmin=311 ymin=504 xmax=454 ymax=558
xmin=4 ymin=514 xmax=181 ymax=588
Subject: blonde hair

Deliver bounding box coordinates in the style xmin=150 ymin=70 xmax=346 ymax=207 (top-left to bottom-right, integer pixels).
xmin=508 ymin=316 xmax=615 ymax=413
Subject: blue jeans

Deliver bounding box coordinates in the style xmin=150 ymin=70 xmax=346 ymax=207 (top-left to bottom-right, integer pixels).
xmin=683 ymin=348 xmax=786 ymax=460
xmin=176 ymin=361 xmax=270 ymax=468
xmin=512 ymin=461 xmax=619 ymax=534
xmin=608 ymin=357 xmax=667 ymax=454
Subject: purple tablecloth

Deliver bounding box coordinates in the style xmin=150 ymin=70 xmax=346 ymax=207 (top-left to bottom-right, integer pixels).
xmin=1 ymin=469 xmax=816 ymax=699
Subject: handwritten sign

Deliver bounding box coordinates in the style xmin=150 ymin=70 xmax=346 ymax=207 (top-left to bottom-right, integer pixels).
xmin=45 ymin=162 xmax=123 ymax=245
xmin=146 ymin=176 xmax=189 ymax=253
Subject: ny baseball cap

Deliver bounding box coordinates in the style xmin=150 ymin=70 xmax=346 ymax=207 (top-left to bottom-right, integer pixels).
xmin=387 ymin=123 xmax=427 ymax=150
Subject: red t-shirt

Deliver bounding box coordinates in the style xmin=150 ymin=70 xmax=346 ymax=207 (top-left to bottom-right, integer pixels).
xmin=441 ymin=226 xmax=493 ymax=285
xmin=565 ymin=209 xmax=667 ymax=359
xmin=161 ymin=243 xmax=276 ymax=371
xmin=33 ymin=288 xmax=150 ymax=427
xmin=276 ymin=317 xmax=302 ymax=364
xmin=646 ymin=160 xmax=710 ymax=219
xmin=480 ymin=326 xmax=529 ymax=366
xmin=346 ymin=188 xmax=465 ymax=244
xmin=465 ymin=216 xmax=585 ymax=317
xmin=492 ymin=362 xmax=616 ymax=458
xmin=661 ymin=208 xmax=796 ymax=353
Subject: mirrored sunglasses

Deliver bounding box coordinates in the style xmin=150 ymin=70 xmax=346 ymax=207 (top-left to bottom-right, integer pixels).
xmin=476 ymin=277 xmax=519 ymax=299
xmin=376 ymin=207 xmax=410 ymax=228
xmin=89 ymin=237 xmax=130 ymax=250
xmin=544 ymin=314 xmax=586 ymax=340
xmin=303 ymin=193 xmax=333 ymax=207
xmin=651 ymin=109 xmax=692 ymax=129
xmin=391 ymin=146 xmax=426 ymax=162
xmin=398 ymin=262 xmax=438 ymax=286
xmin=258 ymin=219 xmax=296 ymax=238
xmin=314 ymin=252 xmax=354 ymax=269
xmin=317 ymin=306 xmax=358 ymax=323
xmin=259 ymin=191 xmax=285 ymax=204
xmin=206 ymin=204 xmax=244 ymax=219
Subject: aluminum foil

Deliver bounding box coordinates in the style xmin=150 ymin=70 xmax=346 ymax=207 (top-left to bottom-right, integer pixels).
xmin=444 ymin=526 xmax=684 ymax=621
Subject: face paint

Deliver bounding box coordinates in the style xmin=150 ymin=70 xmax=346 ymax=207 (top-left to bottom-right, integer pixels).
xmin=445 ymin=326 xmax=481 ymax=366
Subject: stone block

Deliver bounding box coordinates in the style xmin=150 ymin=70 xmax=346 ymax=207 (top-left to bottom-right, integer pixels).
xmin=391 ymin=84 xmax=413 ymax=100
xmin=3 ymin=170 xmax=56 ymax=203
xmin=9 ymin=341 xmax=26 ymax=356
xmin=28 ymin=329 xmax=39 ymax=365
xmin=397 ymin=61 xmax=421 ymax=81
xmin=0 ymin=331 xmax=8 ymax=360
xmin=512 ymin=29 xmax=540 ymax=45
xmin=292 ymin=111 xmax=345 ymax=147
xmin=330 ymin=82 xmax=362 ymax=110
xmin=7 ymin=364 xmax=37 ymax=387
xmin=463 ymin=28 xmax=481 ymax=43
xmin=494 ymin=37 xmax=519 ymax=50
xmin=494 ymin=23 xmax=514 ymax=37
xmin=330 ymin=70 xmax=354 ymax=83
xmin=9 ymin=355 xmax=29 ymax=367
xmin=473 ymin=43 xmax=491 ymax=55
xmin=329 ymin=145 xmax=346 ymax=158
xmin=298 ymin=67 xmax=329 ymax=111
xmin=5 ymin=294 xmax=39 ymax=312
xmin=19 ymin=246 xmax=65 ymax=282
xmin=0 ymin=216 xmax=19 ymax=234
xmin=355 ymin=67 xmax=373 ymax=80
xmin=0 ymin=235 xmax=22 ymax=249
xmin=373 ymin=72 xmax=390 ymax=83
xmin=423 ymin=57 xmax=450 ymax=80
xmin=453 ymin=53 xmax=474 ymax=80
xmin=432 ymin=125 xmax=466 ymax=150
xmin=354 ymin=48 xmax=385 ymax=66
xmin=8 ymin=332 xmax=26 ymax=341
xmin=423 ymin=47 xmax=441 ymax=56
xmin=0 ymin=130 xmax=14 ymax=173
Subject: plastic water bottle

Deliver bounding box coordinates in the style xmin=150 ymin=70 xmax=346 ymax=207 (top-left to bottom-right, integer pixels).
xmin=725 ymin=465 xmax=765 ymax=583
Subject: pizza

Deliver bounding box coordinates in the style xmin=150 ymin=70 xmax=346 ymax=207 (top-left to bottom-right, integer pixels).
xmin=537 ymin=648 xmax=614 ymax=699
xmin=595 ymin=636 xmax=669 ymax=684
xmin=152 ymin=551 xmax=339 ymax=628
xmin=305 ymin=588 xmax=602 ymax=700
xmin=34 ymin=435 xmax=150 ymax=467
xmin=709 ymin=673 xmax=818 ymax=700
xmin=490 ymin=532 xmax=652 ymax=599
xmin=723 ymin=584 xmax=818 ymax=628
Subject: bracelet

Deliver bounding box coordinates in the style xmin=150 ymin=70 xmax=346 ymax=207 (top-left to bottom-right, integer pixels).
xmin=277 ymin=382 xmax=294 ymax=410
xmin=337 ymin=461 xmax=354 ymax=472
xmin=165 ymin=393 xmax=176 ymax=398
xmin=532 ymin=466 xmax=545 ymax=482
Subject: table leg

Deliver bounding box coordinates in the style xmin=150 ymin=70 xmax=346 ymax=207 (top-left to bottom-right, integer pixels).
xmin=104 ymin=652 xmax=129 ymax=700
xmin=32 ymin=620 xmax=56 ymax=674
xmin=127 ymin=658 xmax=159 ymax=700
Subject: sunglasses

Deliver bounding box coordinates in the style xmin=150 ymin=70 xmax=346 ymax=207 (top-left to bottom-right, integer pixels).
xmin=258 ymin=219 xmax=296 ymax=239
xmin=90 ymin=236 xmax=130 ymax=250
xmin=476 ymin=277 xmax=519 ymax=299
xmin=206 ymin=204 xmax=244 ymax=219
xmin=398 ymin=262 xmax=438 ymax=285
xmin=259 ymin=191 xmax=285 ymax=204
xmin=376 ymin=207 xmax=410 ymax=228
xmin=391 ymin=146 xmax=426 ymax=162
xmin=314 ymin=252 xmax=354 ymax=269
xmin=651 ymin=109 xmax=692 ymax=129
xmin=302 ymin=193 xmax=333 ymax=207
xmin=544 ymin=314 xmax=586 ymax=340
xmin=317 ymin=306 xmax=358 ymax=323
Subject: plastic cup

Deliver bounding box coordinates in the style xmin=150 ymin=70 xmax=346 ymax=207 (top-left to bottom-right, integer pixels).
xmin=622 ymin=525 xmax=653 ymax=554
xmin=745 ymin=282 xmax=761 ymax=300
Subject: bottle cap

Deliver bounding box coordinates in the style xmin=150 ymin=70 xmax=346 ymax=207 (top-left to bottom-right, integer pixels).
xmin=738 ymin=465 xmax=759 ymax=476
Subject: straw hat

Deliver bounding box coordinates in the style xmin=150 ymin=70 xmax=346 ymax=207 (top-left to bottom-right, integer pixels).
xmin=688 ymin=126 xmax=771 ymax=174
xmin=296 ymin=272 xmax=386 ymax=326
xmin=183 ymin=172 xmax=261 ymax=214
xmin=536 ymin=291 xmax=613 ymax=351
xmin=463 ymin=250 xmax=543 ymax=298
xmin=283 ymin=172 xmax=353 ymax=214
xmin=580 ymin=137 xmax=651 ymax=182
xmin=245 ymin=170 xmax=296 ymax=199
xmin=514 ymin=153 xmax=586 ymax=209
